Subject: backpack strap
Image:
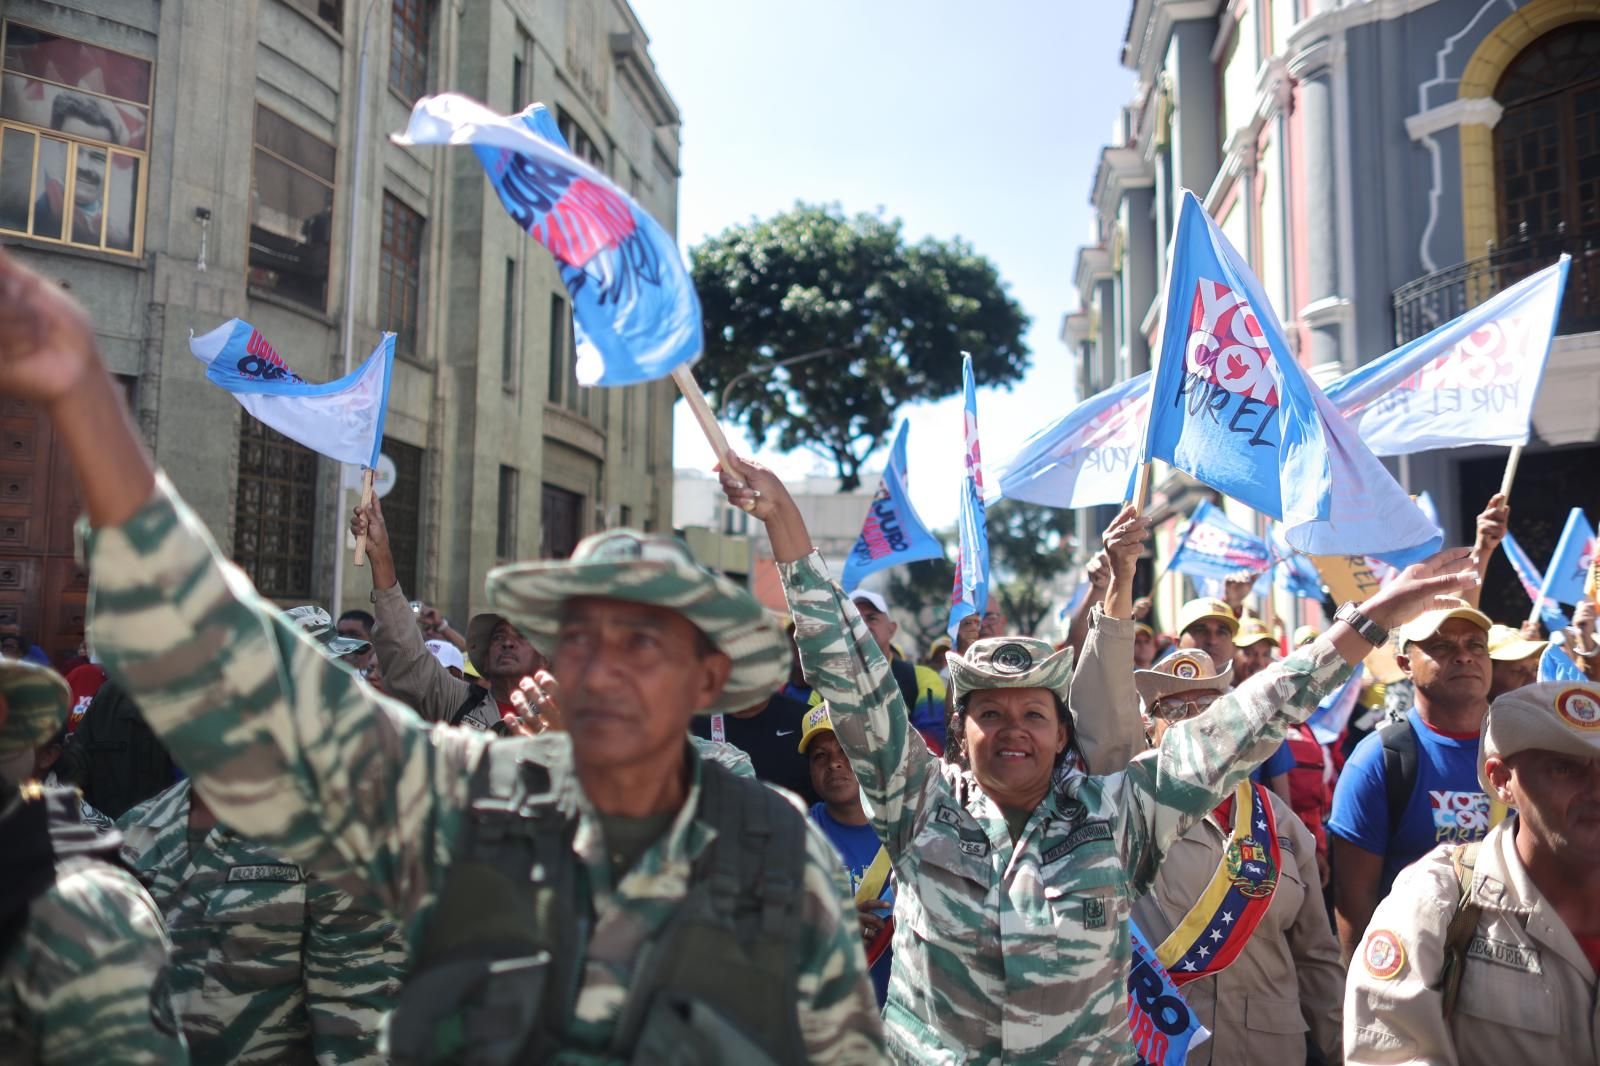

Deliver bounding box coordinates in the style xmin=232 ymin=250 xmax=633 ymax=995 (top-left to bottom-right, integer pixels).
xmin=449 ymin=684 xmax=493 ymax=728
xmin=1438 ymin=842 xmax=1483 ymax=1021
xmin=1377 ymin=718 xmax=1419 ymax=844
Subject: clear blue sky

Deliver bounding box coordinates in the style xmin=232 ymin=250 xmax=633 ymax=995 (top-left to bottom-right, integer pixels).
xmin=629 ymin=0 xmax=1134 ymax=527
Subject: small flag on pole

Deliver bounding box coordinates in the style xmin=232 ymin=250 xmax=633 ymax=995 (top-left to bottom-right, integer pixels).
xmin=995 ymin=372 xmax=1150 ymax=509
xmin=1501 ymin=530 xmax=1570 ymax=632
xmin=1166 ymin=500 xmax=1273 ymax=580
xmin=841 ymin=420 xmax=945 ymax=588
xmin=189 ymin=319 xmax=394 ymax=468
xmin=948 ymin=354 xmax=990 ymax=638
xmin=1537 ymin=508 xmax=1597 ymax=608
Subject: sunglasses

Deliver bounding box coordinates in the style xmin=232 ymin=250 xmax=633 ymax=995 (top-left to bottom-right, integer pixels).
xmin=1152 ymin=692 xmax=1222 ymax=721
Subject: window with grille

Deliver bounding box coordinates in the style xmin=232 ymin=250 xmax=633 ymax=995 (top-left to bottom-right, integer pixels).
xmin=379 ymin=192 xmax=423 ymax=356
xmin=541 ymin=483 xmax=583 ymax=559
xmin=249 ymin=105 xmax=336 ymax=309
xmin=556 ymin=108 xmax=605 ymax=171
xmin=0 ymin=22 xmax=151 ymax=255
xmin=235 ymin=419 xmax=318 ymax=601
xmin=1494 ymin=22 xmax=1600 ymax=243
xmin=382 ymin=437 xmax=423 ymax=593
xmin=497 ymin=465 xmax=519 ymax=560
xmin=389 ymin=0 xmax=431 ymax=102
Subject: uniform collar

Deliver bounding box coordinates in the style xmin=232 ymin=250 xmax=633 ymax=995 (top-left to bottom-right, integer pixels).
xmin=572 ymin=741 xmax=716 ymax=902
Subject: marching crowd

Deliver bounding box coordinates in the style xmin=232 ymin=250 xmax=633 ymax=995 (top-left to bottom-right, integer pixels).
xmin=3 ymin=241 xmax=1599 ymax=1066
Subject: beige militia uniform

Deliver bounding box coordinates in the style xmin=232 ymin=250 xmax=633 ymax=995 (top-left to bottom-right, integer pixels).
xmin=1132 ymin=786 xmax=1343 ymax=1065
xmin=1346 ymin=816 xmax=1600 ymax=1064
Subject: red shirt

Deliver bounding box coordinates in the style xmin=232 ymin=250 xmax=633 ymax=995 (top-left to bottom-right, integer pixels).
xmin=64 ymin=663 xmax=107 ymax=734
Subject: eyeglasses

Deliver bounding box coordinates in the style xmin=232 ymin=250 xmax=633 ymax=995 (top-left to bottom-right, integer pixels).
xmin=1153 ymin=693 xmax=1221 ymax=721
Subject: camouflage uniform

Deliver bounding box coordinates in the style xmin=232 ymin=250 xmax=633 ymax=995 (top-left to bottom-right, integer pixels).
xmin=87 ymin=476 xmax=882 ymax=1064
xmin=782 ymin=550 xmax=1351 ymax=1063
xmin=0 ymin=660 xmax=188 ymax=1065
xmin=117 ymin=779 xmax=407 ymax=1065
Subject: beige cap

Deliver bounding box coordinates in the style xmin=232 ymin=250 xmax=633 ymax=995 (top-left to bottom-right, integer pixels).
xmin=1177 ymin=598 xmax=1239 ymax=638
xmin=1393 ymin=598 xmax=1491 ymax=647
xmin=1235 ymin=617 xmax=1274 ymax=648
xmin=1479 ymin=681 xmax=1600 ymax=794
xmin=1293 ymin=625 xmax=1321 ymax=648
xmin=1486 ymin=624 xmax=1546 ymax=662
xmin=1134 ymin=648 xmax=1233 ymax=708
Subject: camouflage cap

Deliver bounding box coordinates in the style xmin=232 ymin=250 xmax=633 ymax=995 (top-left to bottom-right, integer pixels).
xmin=0 ymin=658 xmax=71 ymax=754
xmin=485 ymin=529 xmax=788 ymax=714
xmin=947 ymin=637 xmax=1074 ymax=712
xmin=282 ymin=605 xmax=371 ymax=658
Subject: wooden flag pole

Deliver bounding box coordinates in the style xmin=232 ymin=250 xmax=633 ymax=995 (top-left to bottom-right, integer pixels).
xmin=353 ymin=468 xmax=375 ymax=567
xmin=1129 ymin=461 xmax=1153 ymax=514
xmin=671 ymin=365 xmax=745 ymax=485
xmin=1500 ymin=444 xmax=1523 ymax=500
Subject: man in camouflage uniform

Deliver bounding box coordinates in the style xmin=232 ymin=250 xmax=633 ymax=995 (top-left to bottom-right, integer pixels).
xmin=0 ymin=248 xmax=881 ymax=1063
xmin=115 ymin=606 xmax=409 ymax=1066
xmin=0 ymin=657 xmax=188 ymax=1064
xmin=721 ymin=452 xmax=1477 ymax=1064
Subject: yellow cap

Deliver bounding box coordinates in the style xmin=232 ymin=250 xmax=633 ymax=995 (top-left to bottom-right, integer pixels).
xmin=1486 ymin=624 xmax=1546 ymax=662
xmin=797 ymin=702 xmax=835 ymax=753
xmin=1393 ymin=599 xmax=1491 ymax=647
xmin=1177 ymin=598 xmax=1239 ymax=638
xmin=1235 ymin=618 xmax=1274 ymax=647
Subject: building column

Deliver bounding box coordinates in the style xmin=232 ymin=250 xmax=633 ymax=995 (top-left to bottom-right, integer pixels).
xmin=1170 ymin=16 xmax=1221 ymax=197
xmin=1289 ymin=36 xmax=1349 ymax=370
xmin=1122 ymin=185 xmax=1158 ymax=376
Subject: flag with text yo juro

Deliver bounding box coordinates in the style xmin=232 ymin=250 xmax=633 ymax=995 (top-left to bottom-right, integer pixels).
xmin=1142 ymin=192 xmax=1440 ymax=567
xmin=841 ymin=419 xmax=944 ymax=588
xmin=1127 ymin=919 xmax=1209 ymax=1066
xmin=394 ymin=94 xmax=700 ymax=388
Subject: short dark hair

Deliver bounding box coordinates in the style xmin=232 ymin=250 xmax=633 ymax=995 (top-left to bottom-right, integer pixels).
xmin=51 ymin=93 xmax=118 ymax=142
xmin=338 ymin=609 xmax=375 ymax=634
xmin=946 ymin=691 xmax=1074 ymax=770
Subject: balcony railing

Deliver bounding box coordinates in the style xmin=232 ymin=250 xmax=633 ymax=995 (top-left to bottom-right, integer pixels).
xmin=1392 ymin=225 xmax=1600 ymax=345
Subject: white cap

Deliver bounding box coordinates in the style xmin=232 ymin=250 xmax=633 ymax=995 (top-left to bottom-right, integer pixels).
xmin=425 ymin=639 xmax=465 ymax=673
xmin=849 ymin=589 xmax=890 ymax=615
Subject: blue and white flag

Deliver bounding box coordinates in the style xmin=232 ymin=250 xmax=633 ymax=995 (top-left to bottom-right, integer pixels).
xmin=395 ymin=94 xmax=700 ymax=387
xmin=1325 ymin=257 xmax=1568 ymax=456
xmin=1142 ymin=192 xmax=1441 ymax=565
xmin=996 ymin=372 xmax=1149 ymax=509
xmin=842 ymin=420 xmax=945 ymax=588
xmin=1127 ymin=918 xmax=1210 ymax=1066
xmin=949 ymin=355 xmax=990 ymax=637
xmin=1167 ymin=500 xmax=1273 ymax=581
xmin=1539 ymin=642 xmax=1587 ymax=683
xmin=1502 ymin=530 xmax=1570 ymax=632
xmin=1537 ymin=507 xmax=1596 ymax=607
xmin=189 ymin=319 xmax=394 ymax=468
xmin=1306 ymin=665 xmax=1365 ymax=745
xmin=1057 ymin=580 xmax=1091 ymax=624
xmin=1253 ymin=526 xmax=1326 ymax=602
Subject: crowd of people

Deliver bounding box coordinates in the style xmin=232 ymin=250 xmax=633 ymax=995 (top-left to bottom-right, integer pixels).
xmin=2 ymin=242 xmax=1598 ymax=1066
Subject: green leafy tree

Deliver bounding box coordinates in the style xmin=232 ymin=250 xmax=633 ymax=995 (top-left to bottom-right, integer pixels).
xmin=986 ymin=498 xmax=1077 ymax=636
xmin=690 ymin=204 xmax=1030 ymax=490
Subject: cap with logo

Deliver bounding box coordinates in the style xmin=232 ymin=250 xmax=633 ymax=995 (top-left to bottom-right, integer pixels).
xmin=282 ymin=605 xmax=372 ymax=658
xmin=947 ymin=637 xmax=1073 ymax=715
xmin=1392 ymin=598 xmax=1491 ymax=648
xmin=0 ymin=658 xmax=71 ymax=754
xmin=797 ymin=702 xmax=835 ymax=753
xmin=1486 ymin=624 xmax=1546 ymax=663
xmin=1235 ymin=617 xmax=1274 ymax=648
xmin=424 ymin=639 xmax=465 ymax=673
xmin=485 ymin=529 xmax=787 ymax=714
xmin=1134 ymin=648 xmax=1233 ymax=710
xmin=1177 ymin=598 xmax=1239 ymax=639
xmin=1479 ymin=681 xmax=1600 ymax=793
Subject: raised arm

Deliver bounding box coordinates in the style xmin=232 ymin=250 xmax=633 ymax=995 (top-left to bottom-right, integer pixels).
xmin=1069 ymin=505 xmax=1150 ymax=773
xmin=1461 ymin=492 xmax=1507 ymax=610
xmin=720 ymin=454 xmax=942 ymax=856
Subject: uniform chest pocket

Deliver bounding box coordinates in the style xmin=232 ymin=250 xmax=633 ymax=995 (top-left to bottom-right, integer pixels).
xmin=1455 ymin=950 xmax=1560 ymax=1036
xmin=201 ymin=879 xmax=307 ymax=1000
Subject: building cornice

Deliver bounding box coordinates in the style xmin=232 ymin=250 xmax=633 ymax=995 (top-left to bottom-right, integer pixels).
xmin=1123 ymin=0 xmax=1227 ymax=81
xmin=1092 ymin=144 xmax=1156 ymax=222
xmin=1404 ymin=96 xmax=1504 ymax=141
xmin=609 ymin=31 xmax=680 ymax=128
xmin=1287 ymin=0 xmax=1440 ymax=55
xmin=1074 ymin=245 xmax=1115 ymax=303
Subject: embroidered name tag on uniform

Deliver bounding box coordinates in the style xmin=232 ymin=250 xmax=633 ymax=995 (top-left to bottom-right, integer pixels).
xmin=1467 ymin=935 xmax=1541 ymax=974
xmin=1042 ymin=821 xmax=1113 ymax=865
xmin=226 ymin=864 xmax=302 ymax=883
xmin=934 ymin=806 xmax=964 ymax=829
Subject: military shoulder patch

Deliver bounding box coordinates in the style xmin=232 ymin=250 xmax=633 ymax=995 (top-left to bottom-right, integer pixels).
xmin=1362 ymin=929 xmax=1406 ymax=980
xmin=225 ymin=863 xmax=302 ymax=883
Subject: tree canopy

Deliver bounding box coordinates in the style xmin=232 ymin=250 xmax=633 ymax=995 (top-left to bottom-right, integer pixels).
xmin=689 ymin=203 xmax=1030 ymax=490
xmin=986 ymin=498 xmax=1078 ymax=637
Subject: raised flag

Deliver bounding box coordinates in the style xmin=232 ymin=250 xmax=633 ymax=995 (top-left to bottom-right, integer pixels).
xmin=1325 ymin=258 xmax=1569 ymax=456
xmin=189 ymin=320 xmax=394 ymax=468
xmin=948 ymin=355 xmax=990 ymax=637
xmin=1539 ymin=642 xmax=1586 ymax=683
xmin=1306 ymin=664 xmax=1365 ymax=745
xmin=996 ymin=372 xmax=1149 ymax=508
xmin=841 ymin=420 xmax=944 ymax=588
xmin=1128 ymin=918 xmax=1210 ymax=1066
xmin=1252 ymin=526 xmax=1325 ymax=602
xmin=1166 ymin=500 xmax=1272 ymax=581
xmin=1142 ymin=192 xmax=1440 ymax=565
xmin=1537 ymin=508 xmax=1596 ymax=607
xmin=394 ymin=94 xmax=699 ymax=387
xmin=1501 ymin=530 xmax=1570 ymax=632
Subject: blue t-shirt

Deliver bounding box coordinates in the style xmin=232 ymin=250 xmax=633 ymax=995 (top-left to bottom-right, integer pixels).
xmin=810 ymin=803 xmax=892 ymax=1006
xmin=1326 ymin=708 xmax=1491 ymax=892
xmin=1250 ymin=739 xmax=1295 ymax=784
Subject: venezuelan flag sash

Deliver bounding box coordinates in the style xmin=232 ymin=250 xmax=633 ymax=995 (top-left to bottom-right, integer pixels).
xmin=1155 ymin=781 xmax=1280 ymax=985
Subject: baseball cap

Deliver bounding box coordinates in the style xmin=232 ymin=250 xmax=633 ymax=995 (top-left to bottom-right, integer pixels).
xmin=1486 ymin=624 xmax=1546 ymax=662
xmin=1235 ymin=618 xmax=1274 ymax=648
xmin=425 ymin=639 xmax=465 ymax=673
xmin=1134 ymin=648 xmax=1233 ymax=709
xmin=1134 ymin=622 xmax=1155 ymax=639
xmin=797 ymin=702 xmax=835 ymax=753
xmin=1177 ymin=598 xmax=1239 ymax=638
xmin=1293 ymin=625 xmax=1320 ymax=648
xmin=283 ymin=605 xmax=371 ymax=657
xmin=1478 ymin=681 xmax=1600 ymax=793
xmin=466 ymin=613 xmax=525 ymax=674
xmin=1393 ymin=599 xmax=1491 ymax=648
xmin=0 ymin=659 xmax=70 ymax=754
xmin=850 ymin=589 xmax=890 ymax=616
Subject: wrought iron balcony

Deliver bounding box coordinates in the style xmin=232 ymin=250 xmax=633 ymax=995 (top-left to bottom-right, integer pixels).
xmin=1391 ymin=224 xmax=1599 ymax=345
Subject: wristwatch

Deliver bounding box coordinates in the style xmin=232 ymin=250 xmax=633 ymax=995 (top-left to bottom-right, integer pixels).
xmin=1336 ymin=601 xmax=1389 ymax=647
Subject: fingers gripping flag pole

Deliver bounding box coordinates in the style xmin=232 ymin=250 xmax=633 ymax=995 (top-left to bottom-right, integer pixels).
xmin=949 ymin=354 xmax=990 ymax=638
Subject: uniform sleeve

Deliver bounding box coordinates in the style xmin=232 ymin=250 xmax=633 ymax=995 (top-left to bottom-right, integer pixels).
xmin=87 ymin=474 xmax=487 ymax=925
xmin=1104 ymin=637 xmax=1352 ymax=894
xmin=1327 ymin=732 xmax=1392 ymax=856
xmin=1343 ymin=852 xmax=1459 ymax=1065
xmin=9 ymin=864 xmax=190 ymax=1065
xmin=1068 ymin=605 xmax=1144 ymax=774
xmin=1284 ymin=803 xmax=1345 ymax=1062
xmin=302 ymin=873 xmax=408 ymax=1066
xmin=792 ymin=818 xmax=888 ymax=1063
xmin=370 ymin=583 xmax=473 ymax=723
xmin=779 ymin=551 xmax=941 ymax=857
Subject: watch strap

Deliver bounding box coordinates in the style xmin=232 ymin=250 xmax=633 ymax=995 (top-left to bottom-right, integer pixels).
xmin=1336 ymin=601 xmax=1388 ymax=647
